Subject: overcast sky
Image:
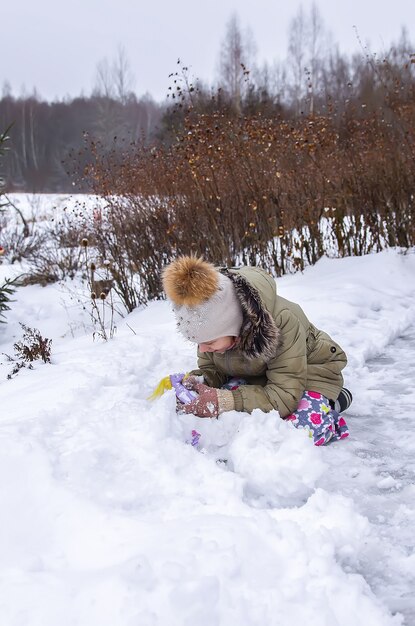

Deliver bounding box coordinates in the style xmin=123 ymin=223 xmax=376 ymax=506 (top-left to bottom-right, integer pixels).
xmin=3 ymin=0 xmax=414 ymax=102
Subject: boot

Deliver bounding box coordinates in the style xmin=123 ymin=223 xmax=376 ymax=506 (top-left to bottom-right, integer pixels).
xmin=330 ymin=388 xmax=353 ymax=413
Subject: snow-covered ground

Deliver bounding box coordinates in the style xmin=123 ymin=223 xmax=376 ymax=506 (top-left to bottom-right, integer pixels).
xmin=1 ymin=201 xmax=415 ymax=625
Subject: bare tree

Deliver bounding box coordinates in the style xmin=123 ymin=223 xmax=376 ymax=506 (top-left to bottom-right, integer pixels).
xmin=28 ymin=91 xmax=40 ymax=172
xmin=92 ymin=46 xmax=136 ymax=147
xmin=2 ymin=81 xmax=12 ymax=99
xmin=267 ymin=60 xmax=288 ymax=107
xmin=321 ymin=46 xmax=352 ymax=115
xmin=94 ymin=58 xmax=115 ymax=99
xmin=93 ymin=45 xmax=135 ymax=103
xmin=308 ymin=3 xmax=325 ymax=114
xmin=113 ymin=45 xmax=135 ymax=104
xmin=287 ymin=3 xmax=329 ymax=115
xmin=217 ymin=14 xmax=257 ymax=114
xmin=287 ymin=5 xmax=307 ymax=114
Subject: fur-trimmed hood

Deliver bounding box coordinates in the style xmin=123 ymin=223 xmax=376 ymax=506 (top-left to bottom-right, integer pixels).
xmin=220 ymin=267 xmax=282 ymax=361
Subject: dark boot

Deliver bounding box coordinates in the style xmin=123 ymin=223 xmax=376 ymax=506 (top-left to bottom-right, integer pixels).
xmin=330 ymin=388 xmax=353 ymax=413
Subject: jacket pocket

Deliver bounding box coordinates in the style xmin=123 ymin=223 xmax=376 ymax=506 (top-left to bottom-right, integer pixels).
xmin=307 ymin=330 xmax=345 ymax=365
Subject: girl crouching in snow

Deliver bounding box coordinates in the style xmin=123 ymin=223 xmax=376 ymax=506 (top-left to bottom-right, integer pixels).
xmin=162 ymin=256 xmax=352 ymax=446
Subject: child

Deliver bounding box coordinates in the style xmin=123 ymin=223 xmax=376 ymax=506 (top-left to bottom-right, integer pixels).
xmin=162 ymin=256 xmax=352 ymax=445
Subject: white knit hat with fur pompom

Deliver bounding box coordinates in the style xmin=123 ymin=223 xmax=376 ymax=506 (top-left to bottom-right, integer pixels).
xmin=163 ymin=256 xmax=243 ymax=343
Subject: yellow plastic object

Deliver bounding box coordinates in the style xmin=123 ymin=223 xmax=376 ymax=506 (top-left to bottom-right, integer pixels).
xmin=147 ymin=375 xmax=173 ymax=401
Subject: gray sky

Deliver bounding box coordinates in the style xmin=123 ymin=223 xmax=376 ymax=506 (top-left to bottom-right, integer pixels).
xmin=2 ymin=0 xmax=414 ymax=102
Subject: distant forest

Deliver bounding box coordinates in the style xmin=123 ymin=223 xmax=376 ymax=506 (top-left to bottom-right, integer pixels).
xmin=1 ymin=9 xmax=414 ymax=192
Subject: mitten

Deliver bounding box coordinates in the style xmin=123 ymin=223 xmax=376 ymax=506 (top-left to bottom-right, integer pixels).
xmin=183 ymin=383 xmax=234 ymax=418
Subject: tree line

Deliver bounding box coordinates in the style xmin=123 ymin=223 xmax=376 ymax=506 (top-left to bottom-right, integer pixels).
xmin=0 ymin=7 xmax=414 ymax=192
xmin=0 ymin=90 xmax=162 ymax=192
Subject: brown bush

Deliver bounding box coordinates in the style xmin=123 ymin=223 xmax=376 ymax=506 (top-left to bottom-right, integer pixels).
xmin=72 ymin=62 xmax=414 ymax=307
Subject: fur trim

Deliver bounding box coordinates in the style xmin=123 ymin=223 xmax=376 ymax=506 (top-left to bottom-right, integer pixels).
xmin=220 ymin=269 xmax=282 ymax=361
xmin=163 ymin=256 xmax=219 ymax=306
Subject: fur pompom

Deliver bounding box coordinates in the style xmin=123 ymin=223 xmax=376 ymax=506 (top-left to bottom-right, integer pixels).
xmin=162 ymin=256 xmax=219 ymax=306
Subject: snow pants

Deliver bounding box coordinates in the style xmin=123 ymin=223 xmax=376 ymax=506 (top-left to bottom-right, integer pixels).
xmin=285 ymin=390 xmax=349 ymax=445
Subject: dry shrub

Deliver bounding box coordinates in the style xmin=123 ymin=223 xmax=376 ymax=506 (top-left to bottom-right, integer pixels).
xmin=72 ymin=60 xmax=414 ymax=306
xmin=4 ymin=323 xmax=52 ymax=378
xmin=0 ymin=219 xmax=47 ymax=264
xmin=21 ymin=214 xmax=85 ymax=285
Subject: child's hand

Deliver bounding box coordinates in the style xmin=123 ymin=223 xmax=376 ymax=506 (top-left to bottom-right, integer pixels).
xmin=183 ymin=383 xmax=219 ymax=418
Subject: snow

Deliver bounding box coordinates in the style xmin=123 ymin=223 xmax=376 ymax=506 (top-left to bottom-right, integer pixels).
xmin=1 ymin=201 xmax=415 ymax=625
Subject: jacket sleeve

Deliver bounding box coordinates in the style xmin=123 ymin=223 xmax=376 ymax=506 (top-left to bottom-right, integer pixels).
xmin=232 ymin=309 xmax=307 ymax=417
xmin=189 ymin=350 xmax=228 ymax=388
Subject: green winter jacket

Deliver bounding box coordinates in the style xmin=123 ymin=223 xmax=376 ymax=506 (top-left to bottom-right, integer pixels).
xmin=190 ymin=266 xmax=347 ymax=418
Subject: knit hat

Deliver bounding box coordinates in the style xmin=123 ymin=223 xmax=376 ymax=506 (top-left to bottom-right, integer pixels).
xmin=162 ymin=256 xmax=243 ymax=343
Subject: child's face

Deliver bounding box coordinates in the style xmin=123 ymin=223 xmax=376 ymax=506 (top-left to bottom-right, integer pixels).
xmin=198 ymin=336 xmax=236 ymax=354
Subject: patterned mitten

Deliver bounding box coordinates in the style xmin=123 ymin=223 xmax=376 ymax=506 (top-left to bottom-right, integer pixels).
xmin=183 ymin=383 xmax=234 ymax=418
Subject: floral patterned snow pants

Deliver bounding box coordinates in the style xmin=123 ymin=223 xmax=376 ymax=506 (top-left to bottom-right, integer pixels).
xmin=285 ymin=390 xmax=349 ymax=446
